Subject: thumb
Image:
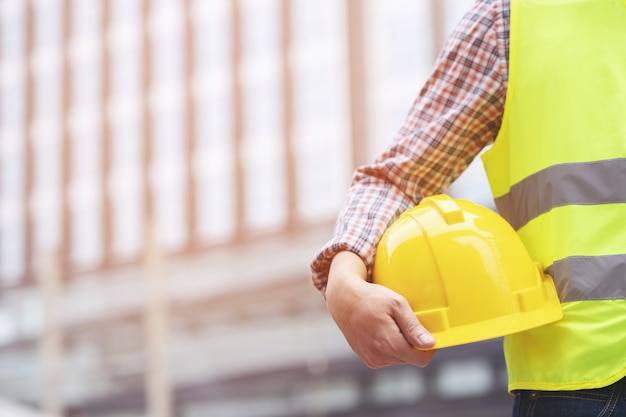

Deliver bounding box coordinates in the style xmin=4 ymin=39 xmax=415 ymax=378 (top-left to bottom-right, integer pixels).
xmin=394 ymin=302 xmax=436 ymax=349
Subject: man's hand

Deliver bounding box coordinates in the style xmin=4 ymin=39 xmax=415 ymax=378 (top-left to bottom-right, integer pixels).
xmin=325 ymin=251 xmax=436 ymax=369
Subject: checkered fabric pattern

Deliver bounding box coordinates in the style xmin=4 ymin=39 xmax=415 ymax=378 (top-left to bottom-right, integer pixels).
xmin=311 ymin=0 xmax=511 ymax=294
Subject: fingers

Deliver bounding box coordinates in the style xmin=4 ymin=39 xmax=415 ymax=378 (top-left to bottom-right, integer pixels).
xmin=364 ymin=323 xmax=437 ymax=369
xmin=356 ymin=291 xmax=436 ymax=369
xmin=386 ymin=296 xmax=437 ymax=367
xmin=392 ymin=296 xmax=436 ymax=349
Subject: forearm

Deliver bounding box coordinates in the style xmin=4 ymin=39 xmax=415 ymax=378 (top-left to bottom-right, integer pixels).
xmin=311 ymin=0 xmax=506 ymax=295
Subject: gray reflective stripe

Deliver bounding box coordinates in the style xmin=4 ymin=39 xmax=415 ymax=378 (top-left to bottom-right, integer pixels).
xmin=494 ymin=158 xmax=626 ymax=230
xmin=546 ymin=254 xmax=626 ymax=302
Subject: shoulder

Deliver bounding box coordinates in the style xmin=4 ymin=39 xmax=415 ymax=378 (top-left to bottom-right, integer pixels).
xmin=462 ymin=0 xmax=510 ymax=35
xmin=444 ymin=0 xmax=510 ymax=67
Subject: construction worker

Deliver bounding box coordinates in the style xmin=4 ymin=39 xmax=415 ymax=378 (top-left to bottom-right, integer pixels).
xmin=310 ymin=0 xmax=626 ymax=415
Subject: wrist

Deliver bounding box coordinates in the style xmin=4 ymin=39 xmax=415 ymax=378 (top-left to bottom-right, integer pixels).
xmin=326 ymin=251 xmax=367 ymax=301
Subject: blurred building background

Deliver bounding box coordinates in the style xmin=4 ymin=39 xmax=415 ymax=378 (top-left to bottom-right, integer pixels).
xmin=0 ymin=0 xmax=509 ymax=416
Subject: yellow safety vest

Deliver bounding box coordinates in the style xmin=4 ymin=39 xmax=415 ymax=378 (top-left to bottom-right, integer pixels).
xmin=482 ymin=0 xmax=626 ymax=391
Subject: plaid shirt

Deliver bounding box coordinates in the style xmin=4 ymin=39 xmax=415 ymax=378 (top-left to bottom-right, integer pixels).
xmin=311 ymin=0 xmax=511 ymax=294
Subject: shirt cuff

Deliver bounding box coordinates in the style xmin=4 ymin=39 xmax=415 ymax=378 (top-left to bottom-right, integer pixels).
xmin=310 ymin=240 xmax=374 ymax=296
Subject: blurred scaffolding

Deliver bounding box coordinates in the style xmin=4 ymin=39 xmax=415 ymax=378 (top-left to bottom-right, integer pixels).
xmin=0 ymin=0 xmax=507 ymax=416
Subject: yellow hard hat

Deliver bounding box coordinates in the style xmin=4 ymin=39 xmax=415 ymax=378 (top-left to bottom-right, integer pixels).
xmin=373 ymin=194 xmax=562 ymax=350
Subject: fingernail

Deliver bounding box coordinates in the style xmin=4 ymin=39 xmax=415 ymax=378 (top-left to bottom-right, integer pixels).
xmin=419 ymin=333 xmax=436 ymax=346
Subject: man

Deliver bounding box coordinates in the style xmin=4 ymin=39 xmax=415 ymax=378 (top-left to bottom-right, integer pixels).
xmin=310 ymin=0 xmax=626 ymax=415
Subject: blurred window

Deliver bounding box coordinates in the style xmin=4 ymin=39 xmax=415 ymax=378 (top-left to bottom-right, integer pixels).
xmin=109 ymin=119 xmax=143 ymax=259
xmin=150 ymin=2 xmax=183 ymax=85
xmin=70 ymin=129 xmax=103 ymax=267
xmin=151 ymin=107 xmax=187 ymax=249
xmin=0 ymin=143 xmax=25 ymax=282
xmin=444 ymin=0 xmax=473 ymax=38
xmin=108 ymin=0 xmax=144 ymax=259
xmin=195 ymin=90 xmax=237 ymax=242
xmin=369 ymin=366 xmax=426 ymax=405
xmin=186 ymin=396 xmax=291 ymax=417
xmin=0 ymin=308 xmax=18 ymax=346
xmin=30 ymin=0 xmax=64 ymax=252
xmin=436 ymin=358 xmax=495 ymax=399
xmin=364 ymin=0 xmax=435 ymax=158
xmin=240 ymin=0 xmax=286 ymax=232
xmin=242 ymin=138 xmax=287 ymax=231
xmin=240 ymin=0 xmax=281 ymax=60
xmin=294 ymin=377 xmax=361 ymax=415
xmin=72 ymin=0 xmax=100 ymax=37
xmin=149 ymin=1 xmax=187 ymax=250
xmin=193 ymin=3 xmax=237 ymax=242
xmin=291 ymin=0 xmax=350 ymax=222
xmin=192 ymin=0 xmax=231 ymax=72
xmin=0 ymin=6 xmax=26 ymax=282
xmin=68 ymin=0 xmax=103 ymax=267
